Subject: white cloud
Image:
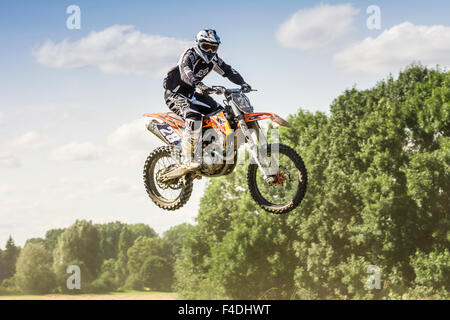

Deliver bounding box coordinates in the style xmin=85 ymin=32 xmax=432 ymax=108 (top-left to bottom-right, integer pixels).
xmin=276 ymin=4 xmax=360 ymax=52
xmin=60 ymin=177 xmax=139 ymax=200
xmin=34 ymin=25 xmax=191 ymax=78
xmin=108 ymin=117 xmax=161 ymax=149
xmin=0 ymin=154 xmax=21 ymax=168
xmin=95 ymin=177 xmax=140 ymax=197
xmin=0 ymin=131 xmax=50 ymax=168
xmin=106 ymin=150 xmax=151 ymax=167
xmin=334 ymin=22 xmax=450 ymax=73
xmin=7 ymin=131 xmax=48 ymax=150
xmin=107 ymin=118 xmax=163 ymax=166
xmin=10 ymin=131 xmax=39 ymax=146
xmin=0 ymin=185 xmax=15 ymax=195
xmin=51 ymin=141 xmax=100 ymax=161
xmin=0 ymin=112 xmax=3 ymax=124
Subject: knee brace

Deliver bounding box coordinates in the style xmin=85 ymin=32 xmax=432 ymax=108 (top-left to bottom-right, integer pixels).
xmin=184 ymin=110 xmax=203 ymax=131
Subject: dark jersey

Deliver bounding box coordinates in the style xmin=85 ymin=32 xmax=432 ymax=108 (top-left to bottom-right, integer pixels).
xmin=163 ymin=47 xmax=245 ymax=98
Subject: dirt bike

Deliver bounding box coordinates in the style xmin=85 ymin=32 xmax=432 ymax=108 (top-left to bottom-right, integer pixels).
xmin=142 ymin=86 xmax=307 ymax=214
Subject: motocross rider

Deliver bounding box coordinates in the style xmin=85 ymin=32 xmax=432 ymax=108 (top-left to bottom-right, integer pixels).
xmin=163 ymin=29 xmax=252 ymax=172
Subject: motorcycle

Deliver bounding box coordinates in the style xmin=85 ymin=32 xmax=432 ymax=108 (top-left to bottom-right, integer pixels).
xmin=143 ymin=86 xmax=307 ymax=214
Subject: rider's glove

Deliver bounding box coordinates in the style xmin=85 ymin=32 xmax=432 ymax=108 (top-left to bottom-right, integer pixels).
xmin=196 ymin=82 xmax=212 ymax=94
xmin=241 ymin=83 xmax=252 ymax=93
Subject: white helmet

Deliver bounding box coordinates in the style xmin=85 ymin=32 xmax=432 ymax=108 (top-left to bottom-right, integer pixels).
xmin=194 ymin=29 xmax=221 ymax=63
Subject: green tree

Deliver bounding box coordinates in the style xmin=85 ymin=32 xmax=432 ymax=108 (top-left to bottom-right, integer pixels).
xmin=163 ymin=223 xmax=195 ymax=264
xmin=89 ymin=259 xmax=120 ymax=293
xmin=53 ymin=220 xmax=102 ymax=280
xmin=116 ymin=226 xmax=135 ymax=282
xmin=174 ymin=226 xmax=221 ymax=299
xmin=409 ymin=248 xmax=449 ymax=297
xmin=96 ymin=221 xmax=125 ymax=260
xmin=116 ymin=224 xmax=158 ymax=283
xmin=44 ymin=228 xmax=65 ymax=253
xmin=25 ymin=238 xmax=46 ymax=249
xmin=1 ymin=236 xmax=20 ymax=282
xmin=15 ymin=243 xmax=56 ymax=294
xmin=175 ymin=162 xmax=298 ymax=299
xmin=126 ymin=236 xmax=173 ymax=290
xmin=128 ymin=223 xmax=158 ymax=239
xmin=126 ymin=236 xmax=169 ymax=275
xmin=209 ymin=210 xmax=297 ymax=299
xmin=0 ymin=249 xmax=5 ymax=284
xmin=287 ymin=65 xmax=450 ymax=299
xmin=174 ymin=166 xmax=248 ymax=299
xmin=139 ymin=256 xmax=172 ymax=291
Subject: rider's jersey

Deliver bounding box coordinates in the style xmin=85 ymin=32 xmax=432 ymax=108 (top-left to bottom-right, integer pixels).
xmin=163 ymin=47 xmax=245 ymax=98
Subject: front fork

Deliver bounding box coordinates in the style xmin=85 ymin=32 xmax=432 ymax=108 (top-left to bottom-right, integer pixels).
xmin=233 ymin=108 xmax=278 ymax=180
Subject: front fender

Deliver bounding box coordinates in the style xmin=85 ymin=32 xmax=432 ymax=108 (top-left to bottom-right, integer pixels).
xmin=244 ymin=112 xmax=291 ymax=127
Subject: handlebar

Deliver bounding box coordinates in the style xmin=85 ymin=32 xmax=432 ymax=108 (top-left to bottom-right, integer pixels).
xmin=205 ymin=85 xmax=257 ymax=95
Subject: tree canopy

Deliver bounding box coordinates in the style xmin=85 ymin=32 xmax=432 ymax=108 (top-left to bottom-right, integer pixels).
xmin=175 ymin=65 xmax=449 ymax=299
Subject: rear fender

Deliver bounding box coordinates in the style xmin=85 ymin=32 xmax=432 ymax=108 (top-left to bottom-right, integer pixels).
xmin=143 ymin=113 xmax=185 ymax=132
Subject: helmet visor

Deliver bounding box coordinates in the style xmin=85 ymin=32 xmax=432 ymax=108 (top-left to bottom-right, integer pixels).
xmin=200 ymin=42 xmax=219 ymax=53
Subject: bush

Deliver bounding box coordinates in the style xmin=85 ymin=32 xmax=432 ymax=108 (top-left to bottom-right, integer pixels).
xmin=410 ymin=248 xmax=450 ymax=297
xmin=124 ymin=273 xmax=143 ymax=291
xmin=139 ymin=256 xmax=172 ymax=291
xmin=0 ymin=277 xmax=21 ymax=295
xmin=0 ymin=286 xmax=19 ymax=296
xmin=89 ymin=271 xmax=119 ymax=293
xmin=174 ymin=246 xmax=226 ymax=299
xmin=15 ymin=243 xmax=56 ymax=294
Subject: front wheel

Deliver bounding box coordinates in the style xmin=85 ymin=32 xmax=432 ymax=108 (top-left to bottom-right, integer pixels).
xmin=247 ymin=144 xmax=307 ymax=214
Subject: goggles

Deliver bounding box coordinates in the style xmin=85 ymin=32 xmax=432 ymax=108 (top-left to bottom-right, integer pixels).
xmin=200 ymin=42 xmax=219 ymax=53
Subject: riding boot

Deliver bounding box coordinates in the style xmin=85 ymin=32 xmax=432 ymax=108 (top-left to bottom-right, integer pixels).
xmin=181 ymin=121 xmax=202 ymax=172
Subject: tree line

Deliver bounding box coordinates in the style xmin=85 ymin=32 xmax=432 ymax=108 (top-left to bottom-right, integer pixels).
xmin=0 ymin=65 xmax=448 ymax=298
xmin=0 ymin=221 xmax=193 ymax=294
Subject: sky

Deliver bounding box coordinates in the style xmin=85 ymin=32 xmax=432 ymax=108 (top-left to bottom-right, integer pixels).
xmin=1 ymin=0 xmax=449 ymax=246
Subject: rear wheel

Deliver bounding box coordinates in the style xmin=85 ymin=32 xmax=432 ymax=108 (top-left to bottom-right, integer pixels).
xmin=143 ymin=146 xmax=193 ymax=211
xmin=247 ymin=144 xmax=307 ymax=214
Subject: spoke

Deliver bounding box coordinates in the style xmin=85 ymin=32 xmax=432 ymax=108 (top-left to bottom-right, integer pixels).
xmin=151 ymin=153 xmax=184 ymax=201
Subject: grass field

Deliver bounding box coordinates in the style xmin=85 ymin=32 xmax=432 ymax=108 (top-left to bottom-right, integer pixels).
xmin=0 ymin=290 xmax=178 ymax=300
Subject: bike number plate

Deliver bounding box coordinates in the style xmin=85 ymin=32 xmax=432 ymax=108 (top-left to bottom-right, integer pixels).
xmin=157 ymin=124 xmax=181 ymax=146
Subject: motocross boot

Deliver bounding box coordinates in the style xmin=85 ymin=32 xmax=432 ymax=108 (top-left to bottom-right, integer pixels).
xmin=180 ymin=121 xmax=202 ymax=172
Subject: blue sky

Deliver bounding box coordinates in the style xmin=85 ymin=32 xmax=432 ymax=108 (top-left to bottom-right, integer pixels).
xmin=1 ymin=0 xmax=449 ymax=246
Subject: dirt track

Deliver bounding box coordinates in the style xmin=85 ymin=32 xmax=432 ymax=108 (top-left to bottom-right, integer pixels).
xmin=0 ymin=293 xmax=177 ymax=300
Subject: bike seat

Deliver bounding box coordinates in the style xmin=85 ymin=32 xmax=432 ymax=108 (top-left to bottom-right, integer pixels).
xmin=204 ymin=108 xmax=223 ymax=119
xmin=168 ymin=110 xmax=222 ymax=123
xmin=167 ymin=112 xmax=184 ymax=122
